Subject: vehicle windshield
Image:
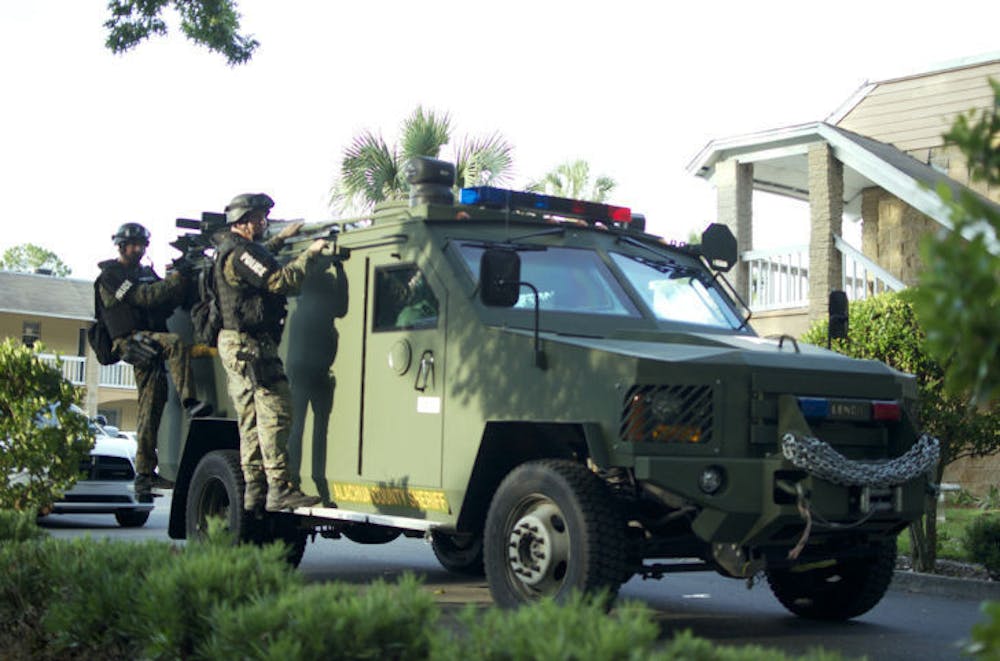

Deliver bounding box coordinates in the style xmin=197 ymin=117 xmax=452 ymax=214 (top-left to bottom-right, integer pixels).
xmin=457 ymin=245 xmax=640 ymax=317
xmin=609 ymin=252 xmax=742 ymax=329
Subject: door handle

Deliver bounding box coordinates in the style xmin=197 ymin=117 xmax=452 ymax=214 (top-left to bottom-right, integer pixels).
xmin=414 ymin=350 xmax=434 ymax=392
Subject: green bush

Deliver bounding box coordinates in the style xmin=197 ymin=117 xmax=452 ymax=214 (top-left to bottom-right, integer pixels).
xmin=969 ymin=600 xmax=1000 ymax=658
xmin=964 ymin=516 xmax=1000 ymax=579
xmin=0 ymin=538 xmax=61 ymax=655
xmin=137 ymin=531 xmax=299 ymax=659
xmin=435 ymin=591 xmax=659 ymax=660
xmin=655 ymin=629 xmax=848 ymax=660
xmin=42 ymin=538 xmax=176 ymax=659
xmin=0 ymin=338 xmax=94 ymax=512
xmin=0 ymin=508 xmax=46 ymax=543
xmin=203 ymin=574 xmax=436 ymax=660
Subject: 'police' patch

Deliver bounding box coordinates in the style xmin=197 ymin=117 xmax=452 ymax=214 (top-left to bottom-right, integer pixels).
xmin=114 ymin=279 xmax=134 ymax=301
xmin=238 ymin=251 xmax=268 ymax=278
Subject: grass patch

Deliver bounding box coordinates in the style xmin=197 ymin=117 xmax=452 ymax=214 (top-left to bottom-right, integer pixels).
xmin=898 ymin=505 xmax=1000 ymax=561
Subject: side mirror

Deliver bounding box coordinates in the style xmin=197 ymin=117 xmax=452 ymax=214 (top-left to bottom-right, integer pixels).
xmin=828 ymin=290 xmax=849 ymax=347
xmin=479 ymin=249 xmax=521 ymax=307
xmin=700 ymin=223 xmax=737 ymax=272
xmin=94 ymin=414 xmax=108 ymax=427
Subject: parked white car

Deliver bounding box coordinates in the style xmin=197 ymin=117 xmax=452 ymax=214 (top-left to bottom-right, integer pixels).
xmin=47 ymin=416 xmax=153 ymax=528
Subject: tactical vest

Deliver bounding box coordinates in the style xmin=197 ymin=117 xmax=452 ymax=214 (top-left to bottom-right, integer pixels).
xmin=96 ymin=260 xmax=169 ymax=338
xmin=214 ymin=232 xmax=287 ymax=342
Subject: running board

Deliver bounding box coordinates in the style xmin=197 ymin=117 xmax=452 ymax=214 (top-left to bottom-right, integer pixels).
xmin=291 ymin=505 xmax=442 ymax=533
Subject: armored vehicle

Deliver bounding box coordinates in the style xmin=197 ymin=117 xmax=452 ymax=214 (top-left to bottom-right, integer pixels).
xmin=159 ymin=158 xmax=937 ymax=618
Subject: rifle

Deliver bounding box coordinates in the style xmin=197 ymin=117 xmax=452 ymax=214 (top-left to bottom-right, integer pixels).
xmin=169 ymin=211 xmax=227 ymax=276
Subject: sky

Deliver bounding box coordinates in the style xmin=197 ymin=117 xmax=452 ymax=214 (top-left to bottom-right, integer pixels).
xmin=2 ymin=1 xmax=999 ymax=281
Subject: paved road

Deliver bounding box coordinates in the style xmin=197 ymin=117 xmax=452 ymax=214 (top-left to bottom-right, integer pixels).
xmin=39 ymin=495 xmax=990 ymax=660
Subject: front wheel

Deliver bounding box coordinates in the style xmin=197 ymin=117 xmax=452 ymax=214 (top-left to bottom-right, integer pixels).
xmin=484 ymin=459 xmax=625 ymax=608
xmin=766 ymin=538 xmax=897 ymax=620
xmin=185 ymin=450 xmax=307 ymax=566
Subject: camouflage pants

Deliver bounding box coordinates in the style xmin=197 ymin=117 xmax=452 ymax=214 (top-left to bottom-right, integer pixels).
xmin=217 ymin=329 xmax=294 ymax=489
xmin=114 ymin=331 xmax=196 ymax=475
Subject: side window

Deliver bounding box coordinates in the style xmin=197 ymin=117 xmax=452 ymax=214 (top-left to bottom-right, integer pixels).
xmin=373 ymin=266 xmax=439 ymax=331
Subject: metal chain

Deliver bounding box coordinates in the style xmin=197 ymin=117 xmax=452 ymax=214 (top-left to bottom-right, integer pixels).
xmin=780 ymin=432 xmax=940 ymax=488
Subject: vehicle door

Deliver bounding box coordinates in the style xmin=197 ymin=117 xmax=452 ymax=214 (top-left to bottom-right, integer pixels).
xmin=360 ymin=252 xmax=447 ymax=488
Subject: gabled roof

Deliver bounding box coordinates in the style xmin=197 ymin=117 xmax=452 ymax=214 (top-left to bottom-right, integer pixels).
xmin=0 ymin=271 xmax=94 ymax=321
xmin=686 ymin=121 xmax=1000 ymax=247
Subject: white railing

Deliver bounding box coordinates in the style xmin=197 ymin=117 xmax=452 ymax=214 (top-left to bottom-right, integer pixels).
xmin=99 ymin=362 xmax=137 ymax=389
xmin=36 ymin=353 xmax=86 ymax=386
xmin=834 ymin=236 xmax=906 ymax=301
xmin=742 ymin=244 xmax=810 ymax=311
xmin=740 ymin=237 xmax=906 ymax=313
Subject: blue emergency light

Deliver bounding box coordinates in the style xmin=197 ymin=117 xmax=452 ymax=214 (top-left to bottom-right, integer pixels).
xmin=459 ymin=187 xmax=632 ymax=225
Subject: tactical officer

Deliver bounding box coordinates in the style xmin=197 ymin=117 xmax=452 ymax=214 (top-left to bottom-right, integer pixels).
xmin=97 ymin=222 xmax=211 ymax=501
xmin=214 ymin=193 xmax=330 ymax=513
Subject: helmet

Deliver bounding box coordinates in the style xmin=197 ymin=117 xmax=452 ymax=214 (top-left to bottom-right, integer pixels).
xmin=112 ymin=222 xmax=151 ymax=246
xmin=224 ymin=193 xmax=275 ymax=225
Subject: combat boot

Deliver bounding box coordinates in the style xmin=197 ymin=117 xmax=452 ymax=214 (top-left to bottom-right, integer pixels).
xmin=133 ymin=474 xmax=153 ymax=503
xmin=149 ymin=473 xmax=174 ymax=489
xmin=265 ymin=481 xmax=321 ymax=512
xmin=244 ymin=479 xmax=266 ymax=518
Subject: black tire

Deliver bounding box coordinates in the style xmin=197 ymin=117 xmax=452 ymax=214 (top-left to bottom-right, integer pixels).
xmin=483 ymin=459 xmax=626 ymax=607
xmin=431 ymin=531 xmax=485 ymax=576
xmin=766 ymin=538 xmax=897 ymax=620
xmin=341 ymin=525 xmax=402 ymax=545
xmin=114 ymin=509 xmax=150 ymax=528
xmin=185 ymin=450 xmax=308 ymax=567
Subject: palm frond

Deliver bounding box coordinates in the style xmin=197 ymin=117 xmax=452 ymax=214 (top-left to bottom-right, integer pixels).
xmin=400 ymin=106 xmax=451 ymax=160
xmin=591 ymin=176 xmax=617 ymax=203
xmin=454 ymin=132 xmax=514 ymax=188
xmin=330 ymin=130 xmax=401 ymax=213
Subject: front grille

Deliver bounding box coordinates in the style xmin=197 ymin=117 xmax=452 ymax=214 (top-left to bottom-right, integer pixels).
xmin=78 ymin=455 xmax=135 ymax=481
xmin=620 ymin=384 xmax=714 ymax=444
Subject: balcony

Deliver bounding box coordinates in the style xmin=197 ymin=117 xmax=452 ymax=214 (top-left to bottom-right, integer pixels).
xmin=741 ymin=235 xmax=905 ymax=312
xmin=35 ymin=353 xmax=136 ymax=390
xmin=99 ymin=362 xmax=137 ymax=389
xmin=37 ymin=353 xmax=86 ymax=386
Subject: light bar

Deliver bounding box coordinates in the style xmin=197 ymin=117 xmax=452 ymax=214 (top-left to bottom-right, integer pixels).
xmin=459 ymin=187 xmax=631 ymax=225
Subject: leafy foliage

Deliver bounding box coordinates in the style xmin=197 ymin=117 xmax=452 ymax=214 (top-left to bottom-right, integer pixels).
xmin=137 ymin=529 xmax=298 ymax=659
xmin=104 ymin=0 xmax=258 ymax=66
xmin=42 ymin=539 xmax=176 ymax=658
xmin=330 ymin=106 xmax=513 ymax=215
xmin=436 ymin=592 xmax=659 ymax=660
xmin=0 ymin=509 xmax=46 ymax=543
xmin=527 ymin=158 xmax=618 ymax=202
xmin=801 ymin=292 xmax=1000 ymax=572
xmin=204 ymin=574 xmax=437 ymax=660
xmin=0 ymin=244 xmax=71 ymax=277
xmin=913 ymin=78 xmax=1000 ymax=407
xmin=0 ymin=339 xmax=93 ymax=512
xmin=964 ymin=516 xmax=1000 ymax=580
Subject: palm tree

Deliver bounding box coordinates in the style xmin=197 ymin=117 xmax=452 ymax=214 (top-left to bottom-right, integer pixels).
xmin=330 ymin=106 xmax=514 ymax=215
xmin=526 ymin=159 xmax=616 ymax=203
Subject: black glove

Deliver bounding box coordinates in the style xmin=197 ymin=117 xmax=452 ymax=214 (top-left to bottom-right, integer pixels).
xmin=171 ymin=255 xmax=198 ymax=277
xmin=121 ymin=333 xmax=162 ymax=367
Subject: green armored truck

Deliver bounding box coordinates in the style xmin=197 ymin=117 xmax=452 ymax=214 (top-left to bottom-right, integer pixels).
xmin=159 ymin=158 xmax=937 ymax=618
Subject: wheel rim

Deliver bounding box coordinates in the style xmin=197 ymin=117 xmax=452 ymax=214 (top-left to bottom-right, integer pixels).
xmin=195 ymin=477 xmax=231 ymax=535
xmin=505 ymin=496 xmax=571 ymax=597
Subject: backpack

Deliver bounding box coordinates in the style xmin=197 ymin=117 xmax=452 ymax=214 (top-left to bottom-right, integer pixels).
xmin=190 ymin=261 xmax=223 ymax=347
xmin=88 ymin=282 xmax=121 ymax=365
